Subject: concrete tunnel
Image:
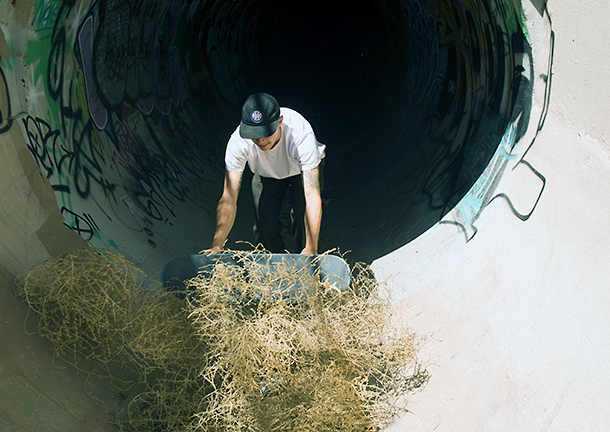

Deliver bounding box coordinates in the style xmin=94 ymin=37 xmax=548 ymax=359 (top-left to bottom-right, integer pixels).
xmin=2 ymin=0 xmax=610 ymax=430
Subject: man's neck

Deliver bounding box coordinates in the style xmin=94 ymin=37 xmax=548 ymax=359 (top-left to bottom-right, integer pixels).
xmin=269 ymin=126 xmax=282 ymax=150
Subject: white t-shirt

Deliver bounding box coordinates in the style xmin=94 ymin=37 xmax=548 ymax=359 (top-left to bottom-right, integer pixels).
xmin=225 ymin=107 xmax=325 ymax=179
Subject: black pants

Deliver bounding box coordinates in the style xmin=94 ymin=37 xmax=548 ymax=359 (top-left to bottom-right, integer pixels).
xmin=252 ymin=173 xmax=306 ymax=253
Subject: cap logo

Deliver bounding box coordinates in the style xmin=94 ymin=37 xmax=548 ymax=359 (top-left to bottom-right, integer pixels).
xmin=251 ymin=109 xmax=264 ymax=124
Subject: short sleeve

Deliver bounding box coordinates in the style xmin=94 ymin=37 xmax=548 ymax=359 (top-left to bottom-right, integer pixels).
xmin=225 ymin=130 xmax=248 ymax=172
xmin=295 ymin=132 xmax=322 ymax=171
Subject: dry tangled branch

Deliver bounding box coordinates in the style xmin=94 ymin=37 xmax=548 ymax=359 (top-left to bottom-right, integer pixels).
xmin=14 ymin=248 xmax=428 ymax=431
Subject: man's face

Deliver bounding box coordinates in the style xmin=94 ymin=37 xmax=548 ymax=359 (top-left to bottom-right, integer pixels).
xmin=252 ymin=116 xmax=283 ymax=151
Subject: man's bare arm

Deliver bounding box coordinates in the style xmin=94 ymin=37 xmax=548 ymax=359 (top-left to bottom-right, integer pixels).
xmin=208 ymin=171 xmax=243 ymax=253
xmin=301 ymin=166 xmax=322 ymax=255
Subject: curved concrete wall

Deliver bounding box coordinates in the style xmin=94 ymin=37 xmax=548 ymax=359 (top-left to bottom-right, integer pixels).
xmin=1 ymin=0 xmax=528 ymax=271
xmin=1 ymin=0 xmax=609 ymax=430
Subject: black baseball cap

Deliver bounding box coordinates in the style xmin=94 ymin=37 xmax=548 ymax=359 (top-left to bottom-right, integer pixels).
xmin=239 ymin=92 xmax=281 ymax=139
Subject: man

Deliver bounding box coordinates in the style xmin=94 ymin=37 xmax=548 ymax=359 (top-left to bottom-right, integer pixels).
xmin=208 ymin=92 xmax=325 ymax=255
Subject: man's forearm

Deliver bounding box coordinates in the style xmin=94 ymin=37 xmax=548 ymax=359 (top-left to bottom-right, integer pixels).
xmin=211 ymin=198 xmax=237 ymax=251
xmin=303 ymin=191 xmax=322 ymax=254
xmin=301 ymin=167 xmax=322 ymax=254
xmin=209 ymin=171 xmax=242 ymax=252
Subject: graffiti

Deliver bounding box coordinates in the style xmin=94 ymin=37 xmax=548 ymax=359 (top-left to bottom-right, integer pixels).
xmin=15 ymin=0 xmax=210 ymax=256
xmin=143 ymin=227 xmax=157 ymax=248
xmin=481 ymin=27 xmax=554 ymax=226
xmin=60 ymin=117 xmax=116 ymax=199
xmin=61 ymin=207 xmax=99 ymax=240
xmin=22 ymin=116 xmax=61 ymax=178
xmin=0 ymin=67 xmax=11 ymax=133
xmin=444 ymin=7 xmax=554 ymax=241
xmin=458 ymin=107 xmax=509 ymax=191
xmin=78 ymin=12 xmax=108 ymax=130
xmin=133 ymin=161 xmax=178 ymax=222
xmin=452 ymin=122 xmax=517 ymax=237
xmin=1 ymin=27 xmax=12 ymax=133
xmin=91 ymin=0 xmax=182 ymax=113
xmin=395 ymin=0 xmax=447 ymax=144
xmin=516 ymin=27 xmax=554 ymax=161
xmin=10 ymin=0 xmax=551 ymax=263
xmin=392 ymin=0 xmax=546 ymax=247
xmin=432 ymin=0 xmax=523 ymax=208
xmin=31 ymin=0 xmax=63 ymax=41
xmin=111 ymin=112 xmax=188 ymax=221
xmin=22 ymin=115 xmax=116 ymax=198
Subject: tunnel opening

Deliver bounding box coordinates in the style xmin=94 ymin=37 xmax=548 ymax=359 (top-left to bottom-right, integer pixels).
xmin=19 ymin=0 xmax=528 ymax=269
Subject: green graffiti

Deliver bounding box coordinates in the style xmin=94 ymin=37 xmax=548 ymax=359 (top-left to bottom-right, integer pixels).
xmin=56 ymin=171 xmax=76 ymax=213
xmin=492 ymin=0 xmax=523 ymax=35
xmin=108 ymin=239 xmax=120 ymax=252
xmin=520 ymin=4 xmax=529 ymax=39
xmin=31 ymin=0 xmax=66 ymax=41
xmin=26 ymin=39 xmax=48 ymax=82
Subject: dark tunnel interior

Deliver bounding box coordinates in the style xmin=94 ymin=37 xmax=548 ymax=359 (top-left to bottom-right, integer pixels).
xmin=42 ymin=0 xmax=529 ymax=267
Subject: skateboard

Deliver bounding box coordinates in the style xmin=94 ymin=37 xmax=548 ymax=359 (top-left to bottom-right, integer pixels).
xmin=161 ymin=253 xmax=350 ymax=300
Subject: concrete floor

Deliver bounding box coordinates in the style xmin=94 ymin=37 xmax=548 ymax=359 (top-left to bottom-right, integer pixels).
xmin=374 ymin=108 xmax=610 ymax=431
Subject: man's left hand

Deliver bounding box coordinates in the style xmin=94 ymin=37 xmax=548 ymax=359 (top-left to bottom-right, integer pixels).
xmin=300 ymin=246 xmax=317 ymax=255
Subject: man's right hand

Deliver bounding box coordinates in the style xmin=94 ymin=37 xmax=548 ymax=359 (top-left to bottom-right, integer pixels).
xmin=200 ymin=246 xmax=222 ymax=255
xmin=207 ymin=171 xmax=243 ymax=256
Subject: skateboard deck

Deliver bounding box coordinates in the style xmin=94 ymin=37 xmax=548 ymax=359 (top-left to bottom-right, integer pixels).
xmin=161 ymin=253 xmax=350 ymax=300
